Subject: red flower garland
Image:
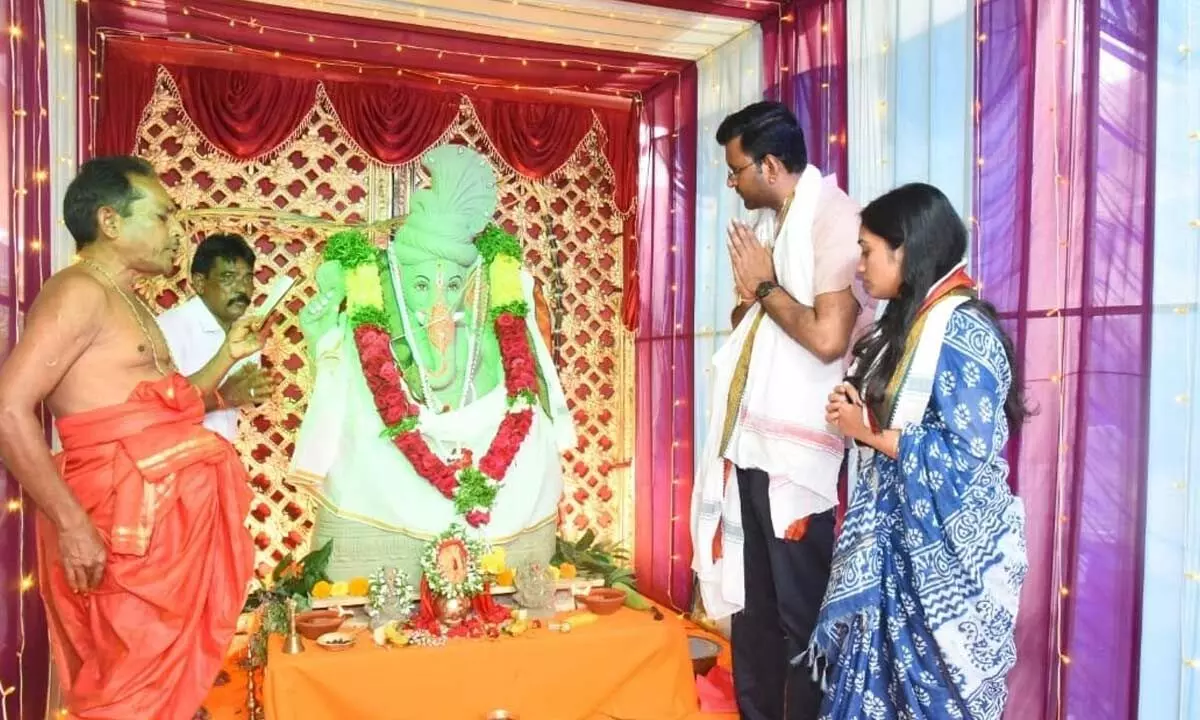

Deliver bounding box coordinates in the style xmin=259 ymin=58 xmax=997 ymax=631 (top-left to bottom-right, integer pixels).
xmin=352 ymin=311 xmax=540 ymax=527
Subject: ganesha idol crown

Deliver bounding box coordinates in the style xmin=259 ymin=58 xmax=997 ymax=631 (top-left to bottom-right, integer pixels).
xmin=290 ymin=144 xmax=576 ymax=585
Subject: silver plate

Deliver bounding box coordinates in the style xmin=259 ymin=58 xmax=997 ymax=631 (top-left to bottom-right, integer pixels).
xmin=688 ymin=635 xmax=721 ymax=659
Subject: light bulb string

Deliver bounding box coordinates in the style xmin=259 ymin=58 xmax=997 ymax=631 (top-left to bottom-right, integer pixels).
xmin=93 ymin=27 xmax=662 ymax=99
xmin=112 ymin=3 xmax=688 ymax=76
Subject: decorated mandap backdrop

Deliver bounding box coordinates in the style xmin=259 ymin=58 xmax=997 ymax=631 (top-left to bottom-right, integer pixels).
xmin=2 ymin=0 xmax=1198 ymax=718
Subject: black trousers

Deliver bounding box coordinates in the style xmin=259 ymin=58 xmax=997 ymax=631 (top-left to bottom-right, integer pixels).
xmin=731 ymin=466 xmax=835 ymax=720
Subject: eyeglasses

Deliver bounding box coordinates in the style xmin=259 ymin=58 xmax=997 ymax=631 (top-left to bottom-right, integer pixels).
xmin=213 ymin=272 xmax=254 ymax=288
xmin=727 ymin=160 xmax=758 ymax=182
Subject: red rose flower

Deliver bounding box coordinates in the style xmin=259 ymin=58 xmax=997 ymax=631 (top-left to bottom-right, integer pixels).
xmin=479 ymin=456 xmax=502 ymax=478
xmin=377 ymin=387 xmax=408 ymax=411
xmin=356 ymin=329 xmax=393 ymax=368
xmin=508 ymin=356 xmax=530 ymax=375
xmin=365 ymin=374 xmax=388 ymax=395
xmin=465 ymin=509 xmax=490 ymax=527
xmin=377 ymin=362 xmax=401 ymax=386
xmin=381 ymin=399 xmax=408 ymax=425
xmin=495 ymin=314 xmax=518 ymax=332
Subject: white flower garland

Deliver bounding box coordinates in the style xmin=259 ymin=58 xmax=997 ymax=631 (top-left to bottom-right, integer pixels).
xmin=420 ymin=524 xmax=489 ymax=599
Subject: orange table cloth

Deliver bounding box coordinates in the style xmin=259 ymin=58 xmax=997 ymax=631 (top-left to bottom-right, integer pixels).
xmin=263 ymin=608 xmax=700 ymax=720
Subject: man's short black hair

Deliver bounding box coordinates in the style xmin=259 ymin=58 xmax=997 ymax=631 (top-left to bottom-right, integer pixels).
xmin=63 ymin=155 xmax=158 ymax=249
xmin=715 ymin=101 xmax=808 ymax=173
xmin=191 ymin=233 xmax=256 ymax=276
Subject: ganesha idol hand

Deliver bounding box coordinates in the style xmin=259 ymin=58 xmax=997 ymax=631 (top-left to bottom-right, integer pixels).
xmin=299 ymin=260 xmax=347 ymax=354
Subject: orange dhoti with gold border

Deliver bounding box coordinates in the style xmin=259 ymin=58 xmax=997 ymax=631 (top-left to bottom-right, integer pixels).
xmin=37 ymin=373 xmax=254 ymax=720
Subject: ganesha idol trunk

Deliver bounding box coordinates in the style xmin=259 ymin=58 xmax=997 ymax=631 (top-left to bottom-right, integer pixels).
xmin=311 ymin=509 xmax=557 ymax=585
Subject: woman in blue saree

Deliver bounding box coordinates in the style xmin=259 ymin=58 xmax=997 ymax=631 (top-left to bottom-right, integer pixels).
xmin=818 ymin=184 xmax=1029 ymax=720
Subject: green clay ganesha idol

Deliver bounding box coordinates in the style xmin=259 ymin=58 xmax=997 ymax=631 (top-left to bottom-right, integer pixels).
xmin=290 ymin=144 xmax=575 ymax=581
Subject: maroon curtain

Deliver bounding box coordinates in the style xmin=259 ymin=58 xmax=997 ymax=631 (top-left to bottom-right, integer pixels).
xmin=976 ymin=0 xmax=1158 ymax=718
xmin=324 ymin=81 xmax=460 ymax=166
xmin=92 ymin=48 xmax=158 ymax=156
xmin=762 ymin=0 xmax=848 ymax=189
xmin=633 ymin=67 xmax=698 ymax=609
xmin=473 ymin=98 xmax=595 ymax=179
xmin=173 ymin=65 xmax=318 ymax=159
xmin=1 ymin=0 xmax=53 ymax=717
xmin=597 ymin=105 xmax=642 ymax=331
xmin=93 ymin=37 xmax=643 ymax=326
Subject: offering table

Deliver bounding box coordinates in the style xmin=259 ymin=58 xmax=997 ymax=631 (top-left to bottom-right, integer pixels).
xmin=263 ymin=608 xmax=699 ymax=720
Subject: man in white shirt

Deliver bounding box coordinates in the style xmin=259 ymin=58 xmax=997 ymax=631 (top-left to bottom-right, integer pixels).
xmin=158 ymin=233 xmax=274 ymax=442
xmin=691 ymin=102 xmax=868 ymax=720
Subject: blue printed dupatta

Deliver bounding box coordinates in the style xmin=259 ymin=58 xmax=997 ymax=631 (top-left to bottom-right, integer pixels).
xmin=809 ymin=270 xmax=1028 ymax=720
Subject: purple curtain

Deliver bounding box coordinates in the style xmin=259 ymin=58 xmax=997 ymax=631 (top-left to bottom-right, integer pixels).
xmin=762 ymin=0 xmax=849 ymax=190
xmin=1 ymin=0 xmax=54 ymax=717
xmin=976 ymin=0 xmax=1157 ymax=718
xmin=633 ymin=66 xmax=698 ymax=609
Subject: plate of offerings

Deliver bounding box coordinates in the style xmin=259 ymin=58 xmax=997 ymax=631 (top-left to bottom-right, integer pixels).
xmin=316 ymin=631 xmax=356 ymax=651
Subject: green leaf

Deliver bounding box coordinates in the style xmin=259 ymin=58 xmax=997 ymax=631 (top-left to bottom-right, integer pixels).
xmin=475 ymin=224 xmax=524 ymax=265
xmin=575 ymin=529 xmax=596 ymax=551
xmin=349 ymin=307 xmax=389 ymax=329
xmin=323 ymin=230 xmax=377 ymax=269
xmin=305 ymin=539 xmax=334 ymax=565
xmin=453 ymin=468 xmax=500 ymax=515
xmin=271 ymin=553 xmax=295 ymax=582
xmin=490 ymin=301 xmax=530 ymax=321
xmin=381 ymin=418 xmax=420 ymax=438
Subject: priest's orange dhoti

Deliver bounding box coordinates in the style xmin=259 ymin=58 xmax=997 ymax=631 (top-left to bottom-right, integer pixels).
xmin=36 ymin=373 xmax=254 ymax=720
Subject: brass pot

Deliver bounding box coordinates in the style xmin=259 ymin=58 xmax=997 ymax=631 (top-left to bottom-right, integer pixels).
xmin=435 ymin=595 xmax=468 ymax=626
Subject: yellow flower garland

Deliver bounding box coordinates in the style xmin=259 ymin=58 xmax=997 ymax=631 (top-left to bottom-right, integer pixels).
xmin=487 ymin=254 xmax=525 ymax=309
xmin=346 ymin=264 xmax=385 ymax=311
xmin=343 ymin=255 xmax=523 ymax=316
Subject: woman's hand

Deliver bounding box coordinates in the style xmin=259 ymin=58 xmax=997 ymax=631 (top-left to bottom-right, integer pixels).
xmin=826 ymin=383 xmax=902 ymax=458
xmin=826 ymin=383 xmax=869 ymax=442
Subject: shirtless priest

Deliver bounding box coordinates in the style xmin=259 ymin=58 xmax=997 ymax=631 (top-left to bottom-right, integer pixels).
xmin=0 ymin=156 xmax=263 ymax=720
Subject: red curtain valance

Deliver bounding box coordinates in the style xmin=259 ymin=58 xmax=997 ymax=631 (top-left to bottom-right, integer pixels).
xmin=96 ymin=40 xmax=632 ymax=180
xmin=93 ymin=39 xmax=641 ymax=328
xmin=172 ymin=65 xmax=318 ymax=160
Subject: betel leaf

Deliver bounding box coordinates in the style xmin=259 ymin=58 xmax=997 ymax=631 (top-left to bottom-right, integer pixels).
xmin=303 ymin=539 xmax=334 ymax=579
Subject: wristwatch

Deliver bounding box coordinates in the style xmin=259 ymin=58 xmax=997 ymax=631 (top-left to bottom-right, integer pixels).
xmin=754 ymin=280 xmax=778 ymax=300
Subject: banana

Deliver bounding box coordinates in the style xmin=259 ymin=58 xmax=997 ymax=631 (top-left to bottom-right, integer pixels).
xmin=564 ymin=612 xmax=599 ymax=628
xmin=613 ymin=581 xmax=652 ymax=610
xmin=383 ymin=622 xmax=410 ymax=646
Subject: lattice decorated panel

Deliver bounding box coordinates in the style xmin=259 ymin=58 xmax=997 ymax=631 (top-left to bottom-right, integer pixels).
xmin=132 ymin=72 xmax=634 ymax=575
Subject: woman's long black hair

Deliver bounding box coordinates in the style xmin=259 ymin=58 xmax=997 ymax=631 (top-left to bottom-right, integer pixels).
xmin=848 ymin=183 xmax=1028 ymax=427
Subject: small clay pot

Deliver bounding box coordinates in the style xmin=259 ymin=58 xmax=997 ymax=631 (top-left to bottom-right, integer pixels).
xmin=580 ymin=587 xmax=626 ymax=615
xmin=295 ymin=610 xmax=343 ymax=640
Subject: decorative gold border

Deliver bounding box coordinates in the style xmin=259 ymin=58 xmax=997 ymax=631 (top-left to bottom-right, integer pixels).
xmin=302 ymin=484 xmax=557 ymax=544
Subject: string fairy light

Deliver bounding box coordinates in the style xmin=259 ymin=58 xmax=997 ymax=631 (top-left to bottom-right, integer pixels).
xmin=1044 ymin=1 xmax=1086 ymax=713
xmin=968 ymin=0 xmax=1077 ymax=713
xmin=136 ymin=4 xmax=684 ymax=77
xmin=5 ymin=0 xmax=51 ymax=716
xmin=1175 ymin=1 xmax=1198 ymax=713
xmin=91 ymin=27 xmax=666 ymax=101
